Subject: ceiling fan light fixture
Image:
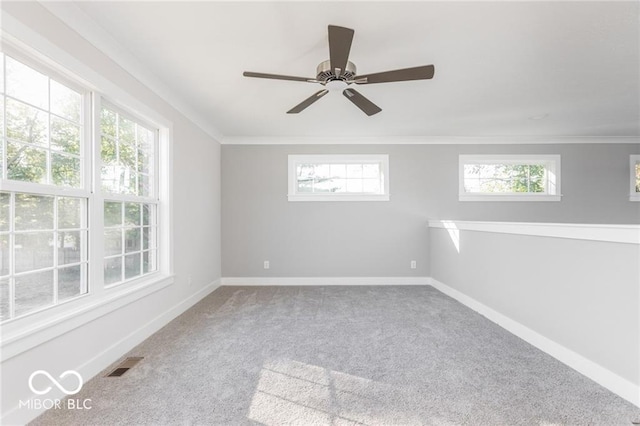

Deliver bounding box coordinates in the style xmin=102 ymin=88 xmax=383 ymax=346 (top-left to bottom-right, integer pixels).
xmin=325 ymin=79 xmax=349 ymax=92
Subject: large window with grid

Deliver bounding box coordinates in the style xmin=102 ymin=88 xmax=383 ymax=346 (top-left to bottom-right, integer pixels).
xmin=0 ymin=51 xmax=89 ymax=320
xmin=0 ymin=47 xmax=164 ymax=323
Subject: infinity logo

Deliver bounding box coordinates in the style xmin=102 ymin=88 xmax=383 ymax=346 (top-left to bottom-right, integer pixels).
xmin=28 ymin=370 xmax=83 ymax=396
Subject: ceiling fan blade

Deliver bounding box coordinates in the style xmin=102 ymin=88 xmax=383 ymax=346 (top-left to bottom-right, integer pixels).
xmin=353 ymin=65 xmax=435 ymax=84
xmin=342 ymin=88 xmax=381 ymax=116
xmin=287 ymin=90 xmax=329 ymax=114
xmin=328 ymin=25 xmax=354 ymax=77
xmin=243 ymin=71 xmax=317 ymax=83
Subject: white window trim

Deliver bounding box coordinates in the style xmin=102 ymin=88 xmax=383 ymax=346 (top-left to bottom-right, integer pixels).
xmin=91 ymin=89 xmax=173 ymax=293
xmin=97 ymin=99 xmax=161 ymax=288
xmin=288 ymin=154 xmax=390 ymax=202
xmin=630 ymin=155 xmax=640 ymax=202
xmin=1 ymin=45 xmax=92 ymax=194
xmin=1 ymin=46 xmax=95 ymax=321
xmin=0 ymin=22 xmax=174 ymax=351
xmin=459 ymin=154 xmax=561 ymax=202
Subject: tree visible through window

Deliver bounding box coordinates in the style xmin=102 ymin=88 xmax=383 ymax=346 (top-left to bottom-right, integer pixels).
xmin=459 ymin=155 xmax=560 ymax=201
xmin=1 ymin=52 xmax=88 ymax=320
xmin=1 ymin=45 xmax=167 ymax=324
xmin=630 ymin=155 xmax=640 ymax=201
xmin=3 ymin=55 xmax=82 ymax=186
xmin=463 ymin=164 xmax=546 ymax=193
xmin=100 ymin=104 xmax=158 ymax=285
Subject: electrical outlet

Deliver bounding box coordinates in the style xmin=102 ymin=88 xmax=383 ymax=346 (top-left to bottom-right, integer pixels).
xmin=410 ymin=260 xmax=417 ymax=269
xmin=263 ymin=261 xmax=270 ymax=270
xmin=188 ymin=275 xmax=193 ymax=286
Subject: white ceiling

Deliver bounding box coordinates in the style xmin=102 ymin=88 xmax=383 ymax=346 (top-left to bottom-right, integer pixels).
xmin=61 ymin=1 xmax=639 ymax=141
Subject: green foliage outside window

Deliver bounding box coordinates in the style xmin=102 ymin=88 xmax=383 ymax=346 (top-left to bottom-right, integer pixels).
xmin=2 ymin=54 xmax=82 ymax=187
xmin=100 ymin=106 xmax=154 ymax=197
xmin=464 ymin=164 xmax=546 ymax=193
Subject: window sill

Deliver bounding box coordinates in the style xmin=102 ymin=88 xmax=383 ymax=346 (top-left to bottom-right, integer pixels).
xmin=629 ymin=194 xmax=640 ymax=202
xmin=0 ymin=274 xmax=174 ymax=362
xmin=459 ymin=194 xmax=561 ymax=202
xmin=288 ymin=194 xmax=390 ymax=202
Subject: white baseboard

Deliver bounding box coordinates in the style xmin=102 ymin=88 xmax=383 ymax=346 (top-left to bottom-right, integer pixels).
xmin=2 ymin=279 xmax=220 ymax=426
xmin=429 ymin=277 xmax=640 ymax=408
xmin=221 ymin=276 xmax=430 ymax=286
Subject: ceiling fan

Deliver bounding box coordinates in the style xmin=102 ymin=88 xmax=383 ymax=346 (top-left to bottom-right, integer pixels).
xmin=243 ymin=25 xmax=435 ymax=116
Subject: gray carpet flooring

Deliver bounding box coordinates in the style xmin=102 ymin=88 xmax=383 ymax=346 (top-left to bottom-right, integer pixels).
xmin=31 ymin=285 xmax=639 ymax=425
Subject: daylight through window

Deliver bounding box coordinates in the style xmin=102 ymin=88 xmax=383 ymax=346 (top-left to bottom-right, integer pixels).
xmin=630 ymin=155 xmax=640 ymax=201
xmin=288 ymin=155 xmax=389 ymax=201
xmin=459 ymin=155 xmax=561 ymax=201
xmin=100 ymin=104 xmax=158 ymax=286
xmin=1 ymin=51 xmax=89 ymax=320
xmin=0 ymin=47 xmax=165 ymax=323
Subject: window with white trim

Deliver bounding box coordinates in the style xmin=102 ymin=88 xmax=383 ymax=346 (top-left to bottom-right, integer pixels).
xmin=0 ymin=45 xmax=166 ymax=323
xmin=459 ymin=155 xmax=561 ymax=201
xmin=1 ymin=51 xmax=90 ymax=321
xmin=630 ymin=155 xmax=640 ymax=202
xmin=100 ymin=104 xmax=158 ymax=285
xmin=288 ymin=154 xmax=389 ymax=201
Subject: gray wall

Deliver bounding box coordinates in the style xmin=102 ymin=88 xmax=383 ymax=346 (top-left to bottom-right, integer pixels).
xmin=430 ymin=227 xmax=640 ymax=388
xmin=222 ymin=143 xmax=639 ymax=277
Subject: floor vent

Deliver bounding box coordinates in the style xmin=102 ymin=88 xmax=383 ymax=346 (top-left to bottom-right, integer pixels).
xmin=106 ymin=357 xmax=144 ymax=377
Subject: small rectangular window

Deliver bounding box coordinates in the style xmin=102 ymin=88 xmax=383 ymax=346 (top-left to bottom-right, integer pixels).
xmin=288 ymin=154 xmax=389 ymax=201
xmin=459 ymin=155 xmax=561 ymax=201
xmin=630 ymin=155 xmax=640 ymax=202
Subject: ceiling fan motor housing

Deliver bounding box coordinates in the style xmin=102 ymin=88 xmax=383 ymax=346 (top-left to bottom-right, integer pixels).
xmin=316 ymin=59 xmax=357 ymax=82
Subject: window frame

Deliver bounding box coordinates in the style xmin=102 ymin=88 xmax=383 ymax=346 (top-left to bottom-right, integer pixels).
xmin=630 ymin=155 xmax=640 ymax=202
xmin=287 ymin=154 xmax=390 ymax=202
xmin=1 ymin=46 xmax=93 ymax=197
xmin=1 ymin=46 xmax=94 ymax=321
xmin=98 ymin=99 xmax=160 ymax=288
xmin=0 ymin=36 xmax=173 ymax=329
xmin=459 ymin=154 xmax=561 ymax=202
xmin=1 ymin=193 xmax=90 ymax=320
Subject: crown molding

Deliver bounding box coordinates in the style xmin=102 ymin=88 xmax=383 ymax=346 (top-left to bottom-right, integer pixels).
xmin=30 ymin=3 xmax=639 ymax=147
xmin=37 ymin=1 xmax=224 ymax=142
xmin=221 ymin=135 xmax=640 ymax=145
